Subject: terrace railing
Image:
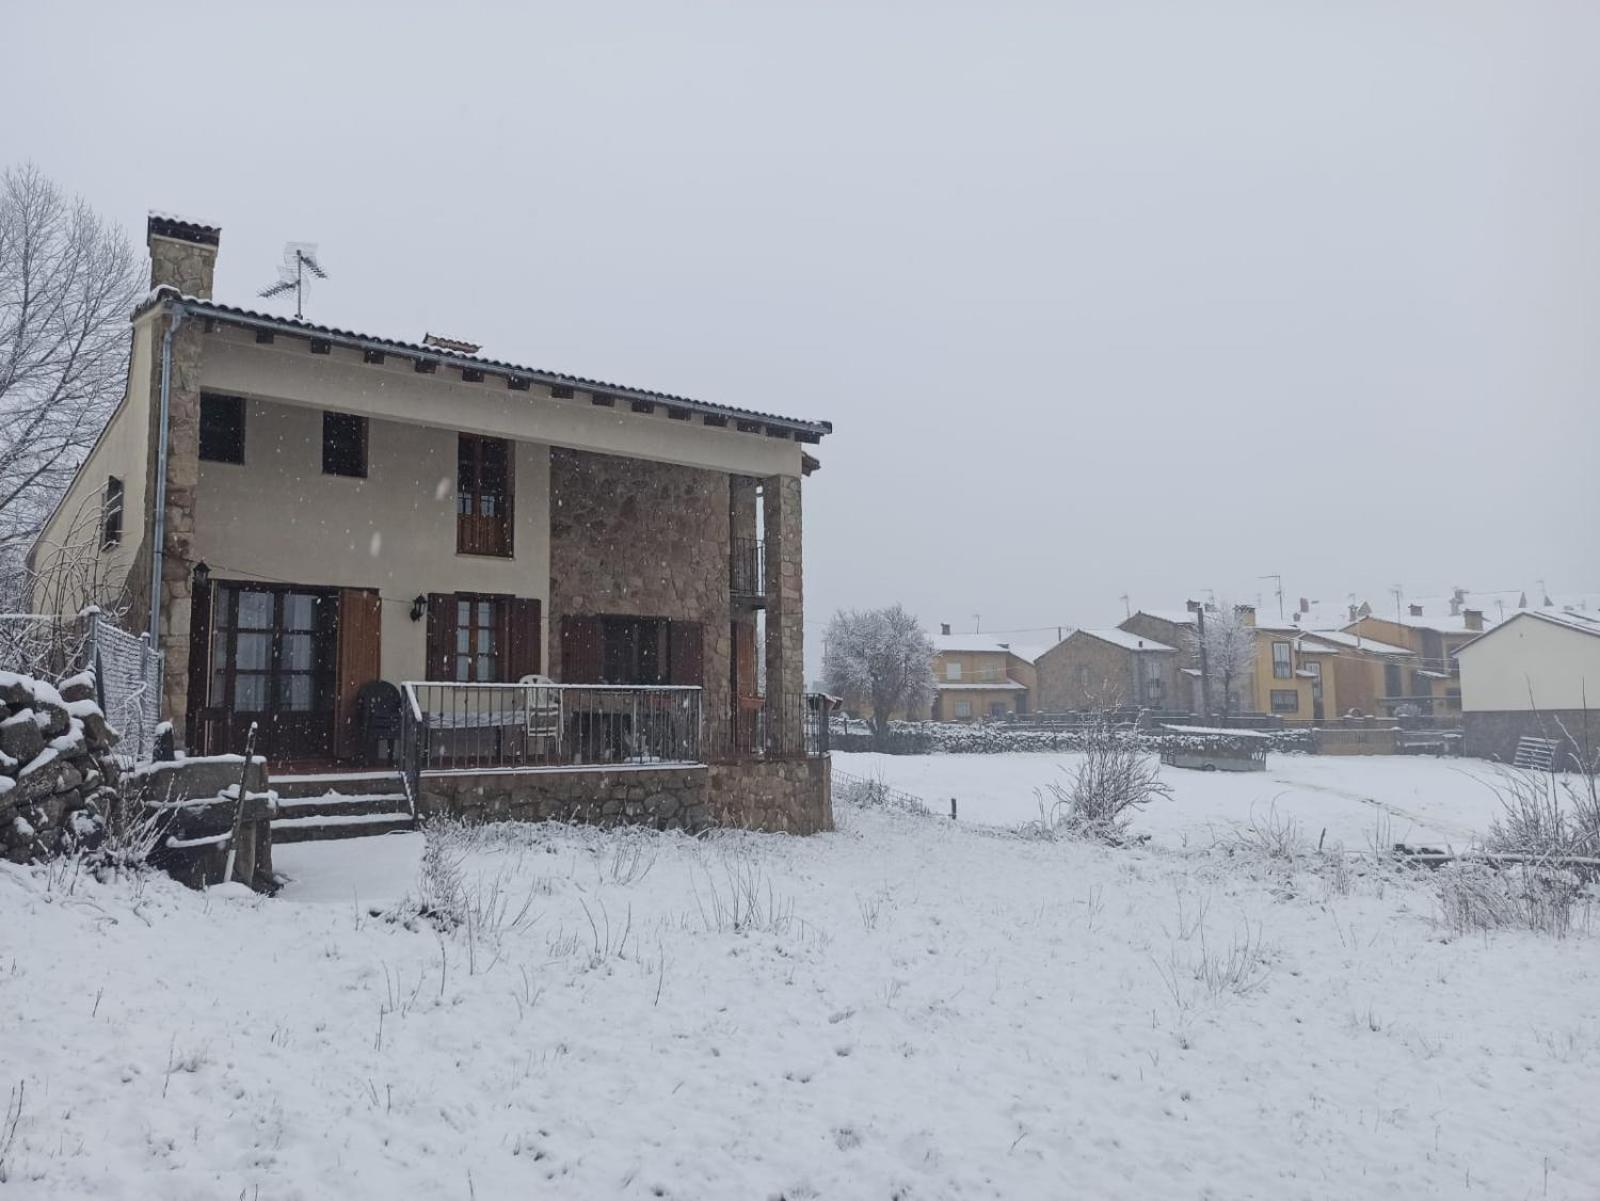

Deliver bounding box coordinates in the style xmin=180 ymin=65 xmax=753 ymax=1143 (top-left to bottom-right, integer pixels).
xmin=730 ymin=537 xmax=766 ymax=600
xmin=715 ymin=693 xmax=830 ymax=761
xmin=399 ymin=682 xmax=704 ymax=781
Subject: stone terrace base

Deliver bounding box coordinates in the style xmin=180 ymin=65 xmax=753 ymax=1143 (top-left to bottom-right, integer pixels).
xmin=417 ymin=757 xmax=832 ymax=835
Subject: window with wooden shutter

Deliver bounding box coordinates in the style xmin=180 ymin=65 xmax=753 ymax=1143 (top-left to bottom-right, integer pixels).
xmin=668 ymin=621 xmax=704 ymax=686
xmin=506 ymin=598 xmax=543 ymax=680
xmin=457 ymin=434 xmax=513 ymax=556
xmin=559 ymin=616 xmax=604 ymax=684
xmin=425 ymin=593 xmax=454 ymax=680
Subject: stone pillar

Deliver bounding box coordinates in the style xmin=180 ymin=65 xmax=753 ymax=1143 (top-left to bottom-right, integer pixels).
xmin=143 ymin=216 xmax=220 ymax=735
xmin=763 ymin=474 xmax=804 ymax=751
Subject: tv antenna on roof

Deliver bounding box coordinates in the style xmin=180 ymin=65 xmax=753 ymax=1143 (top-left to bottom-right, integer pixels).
xmin=258 ymin=242 xmax=327 ymax=319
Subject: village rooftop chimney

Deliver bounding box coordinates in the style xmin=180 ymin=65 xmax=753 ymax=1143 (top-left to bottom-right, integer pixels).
xmin=146 ymin=212 xmax=220 ymax=299
xmin=1462 ymin=608 xmax=1484 ymax=632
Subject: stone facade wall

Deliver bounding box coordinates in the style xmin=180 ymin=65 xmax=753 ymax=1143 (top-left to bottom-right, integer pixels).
xmin=708 ymin=756 xmax=832 ymax=834
xmin=0 ymin=672 xmax=121 ymax=863
xmin=547 ymin=449 xmax=731 ymax=741
xmin=763 ymin=476 xmax=805 ymax=745
xmin=1034 ymin=634 xmax=1138 ymax=711
xmin=420 ymin=765 xmax=713 ymax=831
xmin=1464 ymin=709 xmax=1594 ymax=770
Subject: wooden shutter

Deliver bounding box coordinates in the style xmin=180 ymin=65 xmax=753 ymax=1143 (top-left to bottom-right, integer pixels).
xmin=668 ymin=620 xmax=704 ymax=687
xmin=559 ymin=616 xmax=603 ymax=684
xmin=506 ymin=598 xmax=542 ymax=680
xmin=185 ymin=580 xmax=215 ymax=750
xmin=334 ymin=588 xmax=382 ymax=759
xmin=732 ymin=620 xmax=757 ymax=699
xmin=425 ymin=593 xmax=454 ymax=680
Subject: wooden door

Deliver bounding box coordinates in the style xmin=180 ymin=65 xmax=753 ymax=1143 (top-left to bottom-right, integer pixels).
xmin=334 ymin=589 xmax=382 ymax=760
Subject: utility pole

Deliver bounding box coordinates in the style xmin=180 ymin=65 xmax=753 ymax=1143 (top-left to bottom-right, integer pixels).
xmin=1119 ymin=593 xmax=1131 ymax=619
xmin=1188 ymin=599 xmax=1210 ymax=723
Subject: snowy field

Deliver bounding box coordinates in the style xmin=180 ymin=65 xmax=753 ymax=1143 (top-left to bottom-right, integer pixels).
xmin=3 ymin=770 xmax=1598 ymax=1199
xmin=837 ymin=750 xmax=1511 ymax=850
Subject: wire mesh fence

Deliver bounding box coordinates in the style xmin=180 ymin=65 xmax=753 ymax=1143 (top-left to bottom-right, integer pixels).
xmin=0 ymin=610 xmax=163 ymax=765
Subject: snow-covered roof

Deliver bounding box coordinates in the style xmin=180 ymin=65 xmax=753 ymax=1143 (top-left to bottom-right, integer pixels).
xmin=1292 ymin=639 xmax=1339 ymax=655
xmin=1298 ymin=630 xmax=1413 ymax=657
xmin=936 ymin=680 xmax=1028 ymax=691
xmin=931 ymin=634 xmax=1036 ymax=662
xmin=1080 ymin=629 xmax=1177 ymax=654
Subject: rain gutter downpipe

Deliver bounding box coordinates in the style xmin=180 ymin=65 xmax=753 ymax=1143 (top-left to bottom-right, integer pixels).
xmin=148 ymin=302 xmax=187 ymax=647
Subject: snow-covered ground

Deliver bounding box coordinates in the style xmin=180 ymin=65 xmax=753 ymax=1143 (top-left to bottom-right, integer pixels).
xmin=837 ymin=750 xmax=1510 ymax=850
xmin=3 ymin=768 xmax=1597 ymax=1199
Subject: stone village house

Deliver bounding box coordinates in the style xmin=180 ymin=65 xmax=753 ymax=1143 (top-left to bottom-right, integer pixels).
xmin=29 ymin=215 xmax=835 ymax=835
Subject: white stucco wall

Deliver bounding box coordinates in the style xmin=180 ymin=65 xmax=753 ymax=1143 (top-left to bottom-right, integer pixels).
xmin=1457 ymin=615 xmax=1600 ymax=712
xmin=192 ymin=398 xmax=551 ymax=682
xmin=199 ymin=327 xmax=807 ymax=479
xmin=30 ymin=313 xmax=157 ymax=615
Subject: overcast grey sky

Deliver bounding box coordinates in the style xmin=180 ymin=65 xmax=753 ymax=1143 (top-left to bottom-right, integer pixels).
xmin=6 ymin=1 xmax=1596 ymax=666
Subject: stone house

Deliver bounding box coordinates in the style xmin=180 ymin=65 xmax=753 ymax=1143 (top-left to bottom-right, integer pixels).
xmin=1033 ymin=629 xmax=1180 ymax=713
xmin=929 ymin=630 xmax=1036 ymax=721
xmin=29 ymin=214 xmax=834 ymax=834
xmin=1456 ymin=609 xmax=1600 ymax=767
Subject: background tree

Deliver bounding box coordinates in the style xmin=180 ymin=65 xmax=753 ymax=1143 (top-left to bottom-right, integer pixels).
xmin=0 ymin=163 xmax=139 ymax=558
xmin=822 ymin=605 xmax=935 ymax=745
xmin=1189 ymin=602 xmax=1257 ymax=720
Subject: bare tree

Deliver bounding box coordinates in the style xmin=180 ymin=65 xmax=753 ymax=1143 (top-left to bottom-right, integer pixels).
xmin=822 ymin=605 xmax=935 ymax=745
xmin=1188 ymin=602 xmax=1256 ymax=720
xmin=0 ymin=163 xmax=140 ymax=552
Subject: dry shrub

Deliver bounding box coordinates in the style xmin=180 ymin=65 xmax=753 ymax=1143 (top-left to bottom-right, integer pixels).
xmin=1034 ymin=722 xmax=1172 ymax=845
xmin=1435 ymin=862 xmax=1589 ymax=939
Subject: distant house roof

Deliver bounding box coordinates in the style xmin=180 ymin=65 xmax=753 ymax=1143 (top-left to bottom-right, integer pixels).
xmin=1298 ymin=630 xmax=1413 ymax=657
xmin=1080 ymin=628 xmax=1177 ymax=654
xmin=935 ymin=680 xmax=1028 ymax=691
xmin=931 ymin=634 xmax=1037 ymax=662
xmin=1127 ymin=609 xmax=1197 ymax=628
xmin=1455 ymin=607 xmax=1600 ymax=655
xmin=135 ymin=287 xmax=833 ymax=441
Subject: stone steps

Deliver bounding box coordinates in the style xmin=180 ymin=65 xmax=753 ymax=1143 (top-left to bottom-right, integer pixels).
xmin=271 ymin=809 xmax=416 ymax=843
xmin=267 ymin=771 xmax=415 ymax=843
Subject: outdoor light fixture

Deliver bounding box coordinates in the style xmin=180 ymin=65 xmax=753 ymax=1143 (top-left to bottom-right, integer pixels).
xmin=192 ymin=561 xmax=211 ymax=590
xmin=410 ymin=595 xmax=427 ymax=622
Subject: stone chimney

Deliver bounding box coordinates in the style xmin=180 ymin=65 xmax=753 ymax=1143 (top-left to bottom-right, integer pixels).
xmin=940 ymin=623 xmax=951 ymax=636
xmin=146 ymin=213 xmax=220 ymax=299
xmin=1235 ymin=604 xmax=1256 ymax=627
xmin=1462 ymin=608 xmax=1484 ymax=632
xmin=1408 ymin=603 xmax=1424 ymax=618
xmin=1347 ymin=603 xmax=1359 ymax=623
xmin=1298 ymin=597 xmax=1309 ymax=615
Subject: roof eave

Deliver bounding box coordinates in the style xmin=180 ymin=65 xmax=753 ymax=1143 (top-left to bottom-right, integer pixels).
xmin=137 ymin=288 xmax=834 ymax=440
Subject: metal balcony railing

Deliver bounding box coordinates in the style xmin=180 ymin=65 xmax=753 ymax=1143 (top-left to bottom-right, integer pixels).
xmin=730 ymin=537 xmax=766 ymax=599
xmin=399 ymin=681 xmax=703 ymax=787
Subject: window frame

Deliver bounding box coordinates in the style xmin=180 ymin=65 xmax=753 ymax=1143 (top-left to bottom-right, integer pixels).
xmin=953 ymin=699 xmax=973 ymax=719
xmin=1271 ymin=641 xmax=1293 ymax=679
xmin=456 ymin=433 xmax=514 ymax=557
xmin=199 ymin=393 xmax=246 ymax=465
xmin=101 ymin=476 xmax=124 ymax=549
xmin=1269 ymin=689 xmax=1300 ymax=714
xmin=321 ymin=411 xmax=369 ymax=478
xmin=451 ymin=593 xmax=507 ymax=683
xmin=945 ymin=660 xmax=962 ymax=681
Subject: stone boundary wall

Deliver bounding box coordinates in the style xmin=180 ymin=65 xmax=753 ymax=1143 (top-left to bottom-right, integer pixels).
xmin=418 ymin=757 xmax=833 ymax=835
xmin=1464 ymin=709 xmax=1594 ymax=770
xmin=1 ymin=671 xmax=121 ymax=863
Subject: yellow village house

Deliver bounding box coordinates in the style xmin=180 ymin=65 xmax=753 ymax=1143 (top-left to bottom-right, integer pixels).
xmin=929 ymin=628 xmax=1037 ymax=721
